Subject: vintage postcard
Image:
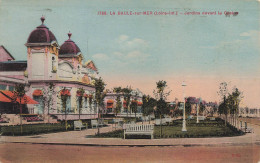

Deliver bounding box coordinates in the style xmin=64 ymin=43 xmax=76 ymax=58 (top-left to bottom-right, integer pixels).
xmin=0 ymin=0 xmax=259 ymax=162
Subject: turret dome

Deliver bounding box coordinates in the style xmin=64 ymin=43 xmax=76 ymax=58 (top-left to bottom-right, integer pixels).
xmin=26 ymin=16 xmax=58 ymax=45
xmin=59 ymin=32 xmax=81 ymax=56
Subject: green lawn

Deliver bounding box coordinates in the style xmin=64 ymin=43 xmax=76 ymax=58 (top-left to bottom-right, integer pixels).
xmin=94 ymin=118 xmax=244 ymax=139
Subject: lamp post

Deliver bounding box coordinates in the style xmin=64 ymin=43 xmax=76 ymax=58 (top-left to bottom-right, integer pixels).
xmin=182 ymin=81 xmax=187 ymax=132
xmin=196 ymin=102 xmax=199 ymax=123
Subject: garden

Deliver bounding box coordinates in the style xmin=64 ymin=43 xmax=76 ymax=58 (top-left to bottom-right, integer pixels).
xmin=92 ymin=118 xmax=244 ymax=139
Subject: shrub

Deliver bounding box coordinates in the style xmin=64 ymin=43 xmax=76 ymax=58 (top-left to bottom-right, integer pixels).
xmin=0 ymin=123 xmax=69 ymax=136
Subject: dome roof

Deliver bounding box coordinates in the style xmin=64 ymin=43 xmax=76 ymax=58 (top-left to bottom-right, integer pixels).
xmin=59 ymin=32 xmax=81 ymax=56
xmin=26 ymin=16 xmax=57 ymax=44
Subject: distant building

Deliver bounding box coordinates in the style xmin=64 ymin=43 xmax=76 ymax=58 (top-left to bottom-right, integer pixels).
xmin=104 ymin=88 xmax=143 ymax=117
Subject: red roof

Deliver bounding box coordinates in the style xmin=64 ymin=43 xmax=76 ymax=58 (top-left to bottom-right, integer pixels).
xmin=0 ymin=90 xmax=38 ymax=104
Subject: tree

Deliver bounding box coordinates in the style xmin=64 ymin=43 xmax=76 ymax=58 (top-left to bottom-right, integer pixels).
xmin=94 ymin=77 xmax=106 ymax=135
xmin=226 ymin=87 xmax=243 ymax=126
xmin=142 ymin=95 xmax=156 ymax=123
xmin=217 ymin=82 xmax=229 ymax=125
xmin=113 ymin=87 xmax=122 ymax=118
xmin=185 ymin=99 xmax=192 ymax=116
xmin=13 ymin=84 xmax=27 ymax=134
xmin=218 ymin=82 xmax=243 ymax=126
xmin=59 ymin=88 xmax=70 ymax=130
xmin=130 ymin=99 xmax=138 ymax=118
xmin=121 ymin=87 xmax=132 ymax=117
xmin=153 ymin=80 xmax=171 ymax=138
xmin=42 ymin=83 xmax=56 ymax=123
xmin=76 ymin=88 xmax=85 ymax=120
xmin=199 ymin=102 xmax=206 ymax=116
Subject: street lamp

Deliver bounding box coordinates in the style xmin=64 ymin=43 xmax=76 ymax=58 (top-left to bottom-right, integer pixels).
xmin=182 ymin=81 xmax=187 ymax=132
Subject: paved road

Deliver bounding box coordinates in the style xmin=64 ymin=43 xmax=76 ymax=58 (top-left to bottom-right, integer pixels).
xmin=0 ymin=143 xmax=259 ymax=163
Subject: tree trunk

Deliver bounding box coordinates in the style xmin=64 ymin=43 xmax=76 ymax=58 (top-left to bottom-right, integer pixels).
xmin=97 ymin=104 xmax=100 ymax=135
xmin=225 ymin=114 xmax=227 ymax=126
xmin=20 ymin=98 xmax=23 ymax=134
xmin=160 ymin=114 xmax=162 ymax=138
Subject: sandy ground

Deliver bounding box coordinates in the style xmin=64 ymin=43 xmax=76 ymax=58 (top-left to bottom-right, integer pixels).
xmin=0 ymin=143 xmax=259 ymax=163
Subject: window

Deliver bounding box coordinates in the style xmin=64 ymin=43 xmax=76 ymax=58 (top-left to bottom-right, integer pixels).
xmin=0 ymin=85 xmax=7 ymax=90
xmin=9 ymin=86 xmax=14 ymax=91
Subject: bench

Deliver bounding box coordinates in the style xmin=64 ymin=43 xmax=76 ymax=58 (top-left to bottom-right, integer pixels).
xmin=74 ymin=121 xmax=86 ymax=131
xmin=188 ymin=115 xmax=194 ymax=120
xmin=155 ymin=119 xmax=167 ymax=125
xmin=198 ymin=116 xmax=206 ymax=121
xmin=112 ymin=119 xmax=124 ymax=129
xmin=165 ymin=117 xmax=172 ymax=124
xmin=209 ymin=117 xmax=215 ymax=121
xmin=91 ymin=120 xmax=98 ymax=128
xmin=123 ymin=124 xmax=154 ymax=139
xmin=240 ymin=121 xmax=254 ymax=133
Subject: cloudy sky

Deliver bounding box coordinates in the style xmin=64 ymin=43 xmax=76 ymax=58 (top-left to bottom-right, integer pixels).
xmin=0 ymin=0 xmax=259 ymax=107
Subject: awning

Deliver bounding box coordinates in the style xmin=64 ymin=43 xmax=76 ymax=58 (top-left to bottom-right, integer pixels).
xmin=107 ymin=99 xmax=114 ymax=103
xmin=0 ymin=91 xmax=12 ymax=102
xmin=76 ymin=90 xmax=84 ymax=97
xmin=0 ymin=90 xmax=38 ymax=104
xmin=33 ymin=89 xmax=43 ymax=96
xmin=107 ymin=103 xmax=113 ymax=109
xmin=131 ymin=100 xmax=137 ymax=103
xmin=138 ymin=101 xmax=143 ymax=106
xmin=107 ymin=99 xmax=114 ymax=109
xmin=83 ymin=93 xmax=89 ymax=98
xmin=60 ymin=89 xmax=71 ymax=96
xmin=123 ymin=100 xmax=127 ymax=108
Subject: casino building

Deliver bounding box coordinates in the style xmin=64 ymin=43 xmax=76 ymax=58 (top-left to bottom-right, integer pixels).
xmin=0 ymin=17 xmax=99 ymax=122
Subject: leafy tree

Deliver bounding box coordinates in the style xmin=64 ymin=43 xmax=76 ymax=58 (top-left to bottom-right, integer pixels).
xmin=217 ymin=82 xmax=229 ymax=125
xmin=59 ymin=88 xmax=70 ymax=130
xmin=142 ymin=95 xmax=153 ymax=123
xmin=226 ymin=87 xmax=243 ymax=126
xmin=113 ymin=87 xmax=122 ymax=118
xmin=13 ymin=84 xmax=27 ymax=134
xmin=76 ymin=87 xmax=85 ymax=120
xmin=199 ymin=102 xmax=206 ymax=115
xmin=94 ymin=77 xmax=106 ymax=135
xmin=185 ymin=99 xmax=192 ymax=116
xmin=153 ymin=80 xmax=171 ymax=138
xmin=142 ymin=95 xmax=156 ymax=119
xmin=121 ymin=87 xmax=132 ymax=116
xmin=218 ymin=82 xmax=243 ymax=126
xmin=87 ymin=92 xmax=93 ymax=111
xmin=153 ymin=80 xmax=171 ymax=100
xmin=42 ymin=83 xmax=56 ymax=122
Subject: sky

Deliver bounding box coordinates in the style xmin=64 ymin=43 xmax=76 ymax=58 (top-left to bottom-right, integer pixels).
xmin=0 ymin=0 xmax=259 ymax=107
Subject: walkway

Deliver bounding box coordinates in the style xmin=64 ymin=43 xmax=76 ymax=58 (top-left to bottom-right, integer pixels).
xmin=1 ymin=119 xmax=260 ymax=147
